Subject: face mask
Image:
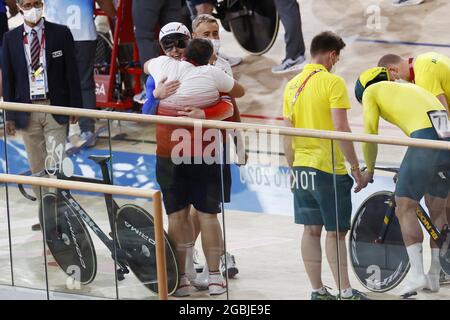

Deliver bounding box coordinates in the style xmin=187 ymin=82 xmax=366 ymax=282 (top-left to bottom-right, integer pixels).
xmin=22 ymin=7 xmax=43 ymax=24
xmin=211 ymin=39 xmax=221 ymax=54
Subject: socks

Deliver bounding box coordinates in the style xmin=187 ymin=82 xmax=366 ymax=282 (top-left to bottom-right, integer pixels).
xmin=406 ymin=243 xmax=425 ymax=276
xmin=428 ymin=248 xmax=441 ymax=276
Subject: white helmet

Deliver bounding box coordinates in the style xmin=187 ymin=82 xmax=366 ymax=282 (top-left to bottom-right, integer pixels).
xmin=159 ymin=22 xmax=191 ymax=42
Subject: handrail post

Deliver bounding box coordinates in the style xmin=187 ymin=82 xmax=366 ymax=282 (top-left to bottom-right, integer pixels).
xmin=153 ymin=191 xmax=168 ymax=300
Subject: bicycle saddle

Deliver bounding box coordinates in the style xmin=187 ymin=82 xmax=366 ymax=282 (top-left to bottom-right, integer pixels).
xmin=88 ymin=155 xmax=111 ymax=164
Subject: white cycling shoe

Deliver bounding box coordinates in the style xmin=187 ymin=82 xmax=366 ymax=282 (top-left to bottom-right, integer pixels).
xmin=399 ymin=274 xmax=427 ymax=298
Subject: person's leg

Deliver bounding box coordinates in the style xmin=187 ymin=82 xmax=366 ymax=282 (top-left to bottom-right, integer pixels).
xmin=197 ymin=212 xmax=223 ymax=272
xmin=273 ymin=0 xmax=306 ymax=61
xmin=74 ymin=41 xmax=97 ymax=137
xmin=132 ymin=0 xmax=164 ymax=67
xmin=197 ymin=211 xmax=227 ymax=295
xmin=395 ymin=196 xmax=427 ymax=294
xmin=21 ymin=113 xmax=47 ymax=196
xmin=194 ymin=1 xmax=215 ymax=15
xmin=160 ymin=0 xmax=183 ymax=26
xmin=302 ymin=225 xmax=324 ymax=290
xmin=21 ymin=113 xmax=47 ymax=230
xmin=185 ymin=206 xmax=201 ymax=280
xmin=168 ymin=207 xmax=195 ymax=276
xmin=424 ymin=194 xmax=447 ymax=291
xmin=325 ymin=231 xmax=351 ymax=291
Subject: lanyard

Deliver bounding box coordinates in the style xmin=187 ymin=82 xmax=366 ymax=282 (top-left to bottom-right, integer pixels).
xmin=291 ymin=69 xmax=322 ymax=107
xmin=408 ymin=57 xmax=415 ymax=83
xmin=23 ymin=27 xmax=46 ymax=71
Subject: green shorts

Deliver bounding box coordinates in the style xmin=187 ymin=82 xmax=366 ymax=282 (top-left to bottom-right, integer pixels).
xmin=396 ymin=128 xmax=450 ymax=201
xmin=292 ymin=167 xmax=354 ymax=232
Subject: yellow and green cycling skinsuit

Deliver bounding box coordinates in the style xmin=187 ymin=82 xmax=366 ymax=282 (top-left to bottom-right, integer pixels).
xmin=414 ymin=52 xmax=450 ymax=109
xmin=362 ymin=81 xmax=449 ymax=200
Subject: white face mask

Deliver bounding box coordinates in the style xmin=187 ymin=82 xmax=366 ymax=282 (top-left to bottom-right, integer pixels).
xmin=22 ymin=7 xmax=43 ymax=24
xmin=211 ymin=39 xmax=221 ymax=55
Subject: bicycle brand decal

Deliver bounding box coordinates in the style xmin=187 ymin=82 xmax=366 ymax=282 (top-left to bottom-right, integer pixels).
xmin=124 ymin=220 xmax=156 ymax=246
xmin=64 ymin=210 xmax=87 ymax=269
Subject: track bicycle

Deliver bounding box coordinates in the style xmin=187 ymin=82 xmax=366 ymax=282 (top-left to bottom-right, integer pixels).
xmin=19 ymin=155 xmax=179 ymax=295
xmin=184 ymin=0 xmax=280 ymax=55
xmin=349 ymin=167 xmax=450 ymax=294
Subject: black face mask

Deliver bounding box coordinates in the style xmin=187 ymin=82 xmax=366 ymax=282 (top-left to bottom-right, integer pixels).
xmin=161 ymin=37 xmax=189 ymax=53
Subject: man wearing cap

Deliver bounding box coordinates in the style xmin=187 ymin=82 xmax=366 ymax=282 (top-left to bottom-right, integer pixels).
xmin=355 ymin=67 xmax=450 ymax=297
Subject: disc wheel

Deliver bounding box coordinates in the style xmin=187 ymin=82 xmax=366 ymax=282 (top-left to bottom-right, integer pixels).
xmin=115 ymin=204 xmax=179 ymax=295
xmin=41 ymin=193 xmax=97 ymax=284
xmin=228 ymin=0 xmax=279 ymax=55
xmin=349 ymin=191 xmax=410 ymax=292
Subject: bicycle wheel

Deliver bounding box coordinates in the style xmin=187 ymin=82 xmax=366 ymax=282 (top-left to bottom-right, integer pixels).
xmin=228 ymin=0 xmax=279 ymax=55
xmin=115 ymin=204 xmax=179 ymax=295
xmin=349 ymin=191 xmax=410 ymax=292
xmin=41 ymin=193 xmax=97 ymax=284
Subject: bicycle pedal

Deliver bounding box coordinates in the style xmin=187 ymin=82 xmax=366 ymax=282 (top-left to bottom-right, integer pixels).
xmin=401 ymin=291 xmax=417 ymax=299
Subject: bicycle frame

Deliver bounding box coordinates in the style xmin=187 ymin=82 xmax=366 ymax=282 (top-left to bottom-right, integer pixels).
xmin=374 ymin=167 xmax=447 ymax=249
xmin=18 ymin=157 xmax=131 ymax=265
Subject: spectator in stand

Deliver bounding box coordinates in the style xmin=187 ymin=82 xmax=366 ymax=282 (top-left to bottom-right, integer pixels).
xmin=185 ymin=0 xmax=242 ymax=68
xmin=44 ymin=0 xmax=116 ymax=147
xmin=3 ymin=0 xmax=82 ymax=231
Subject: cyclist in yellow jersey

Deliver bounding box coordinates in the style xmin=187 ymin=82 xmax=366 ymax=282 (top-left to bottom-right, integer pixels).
xmin=283 ymin=31 xmax=368 ymax=300
xmin=378 ymin=53 xmax=450 ymax=283
xmin=378 ymin=52 xmax=450 ymax=113
xmin=355 ymin=67 xmax=450 ymax=297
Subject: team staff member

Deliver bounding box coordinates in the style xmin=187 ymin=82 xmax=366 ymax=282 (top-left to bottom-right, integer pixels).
xmin=3 ymin=0 xmax=82 ymax=230
xmin=45 ymin=0 xmax=116 ymax=147
xmin=355 ymin=67 xmax=450 ymax=297
xmin=283 ymin=31 xmax=367 ymax=300
xmin=378 ymin=52 xmax=450 ymax=282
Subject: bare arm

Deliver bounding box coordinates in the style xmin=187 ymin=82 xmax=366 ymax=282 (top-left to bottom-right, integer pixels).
xmin=283 ymin=119 xmax=294 ymax=167
xmin=227 ymin=81 xmax=245 ymax=98
xmin=331 ymin=108 xmax=366 ymax=192
xmin=96 ymin=0 xmax=117 ymax=17
xmin=436 ymin=94 xmax=449 ymax=114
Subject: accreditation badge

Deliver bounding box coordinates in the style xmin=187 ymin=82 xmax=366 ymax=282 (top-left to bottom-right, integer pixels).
xmin=29 ymin=65 xmax=47 ymax=101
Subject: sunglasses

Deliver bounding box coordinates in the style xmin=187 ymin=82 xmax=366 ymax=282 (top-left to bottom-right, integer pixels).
xmin=161 ymin=38 xmax=189 ymax=52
